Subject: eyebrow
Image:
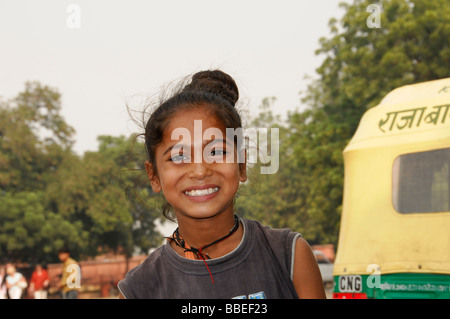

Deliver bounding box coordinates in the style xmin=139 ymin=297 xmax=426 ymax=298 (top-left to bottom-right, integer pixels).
xmin=162 ymin=139 xmax=231 ymax=156
xmin=163 ymin=144 xmax=184 ymax=156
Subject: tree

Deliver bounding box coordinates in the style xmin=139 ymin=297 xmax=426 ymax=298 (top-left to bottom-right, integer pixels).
xmin=45 ymin=135 xmax=162 ymax=259
xmin=0 ymin=191 xmax=87 ymax=264
xmin=300 ymin=0 xmax=449 ymax=244
xmin=236 ymin=98 xmax=342 ymax=244
xmin=307 ymin=0 xmax=449 ymax=129
xmin=238 ymin=0 xmax=449 ymax=245
xmin=236 ymin=99 xmax=307 ymax=231
xmin=0 ymin=83 xmax=162 ymax=263
xmin=0 ymin=81 xmax=75 ymax=193
xmin=0 ymin=82 xmax=81 ymax=262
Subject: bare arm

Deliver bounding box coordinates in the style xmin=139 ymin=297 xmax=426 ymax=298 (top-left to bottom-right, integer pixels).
xmin=292 ymin=237 xmax=327 ymax=299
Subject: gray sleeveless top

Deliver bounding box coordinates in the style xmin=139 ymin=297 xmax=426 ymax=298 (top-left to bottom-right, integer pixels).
xmin=118 ymin=218 xmax=301 ymax=299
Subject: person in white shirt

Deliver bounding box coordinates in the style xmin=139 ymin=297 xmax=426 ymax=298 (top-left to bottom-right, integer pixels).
xmin=5 ymin=264 xmax=27 ymax=299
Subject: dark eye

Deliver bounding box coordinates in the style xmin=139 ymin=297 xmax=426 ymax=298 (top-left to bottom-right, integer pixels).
xmin=211 ymin=149 xmax=226 ymax=156
xmin=170 ymin=154 xmax=190 ymax=163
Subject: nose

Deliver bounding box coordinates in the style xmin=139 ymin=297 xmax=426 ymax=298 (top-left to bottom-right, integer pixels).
xmin=188 ymin=161 xmax=212 ymax=180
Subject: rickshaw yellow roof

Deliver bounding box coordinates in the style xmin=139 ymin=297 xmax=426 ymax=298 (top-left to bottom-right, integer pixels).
xmin=345 ymin=77 xmax=450 ymax=152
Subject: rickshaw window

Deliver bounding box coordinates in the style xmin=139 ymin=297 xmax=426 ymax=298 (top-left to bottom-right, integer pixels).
xmin=393 ymin=147 xmax=450 ymax=214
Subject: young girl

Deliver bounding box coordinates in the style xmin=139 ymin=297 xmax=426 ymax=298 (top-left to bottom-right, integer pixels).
xmin=118 ymin=70 xmax=326 ymax=299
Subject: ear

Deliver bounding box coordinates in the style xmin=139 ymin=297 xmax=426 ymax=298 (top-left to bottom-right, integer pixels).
xmin=145 ymin=161 xmax=162 ymax=193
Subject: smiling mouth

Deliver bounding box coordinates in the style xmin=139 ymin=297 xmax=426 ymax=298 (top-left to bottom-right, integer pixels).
xmin=184 ymin=187 xmax=219 ymax=197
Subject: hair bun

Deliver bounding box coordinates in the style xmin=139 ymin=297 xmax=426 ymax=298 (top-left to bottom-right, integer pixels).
xmin=183 ymin=70 xmax=239 ymax=107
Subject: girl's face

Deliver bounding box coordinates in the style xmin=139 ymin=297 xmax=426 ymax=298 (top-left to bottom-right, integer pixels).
xmin=146 ymin=105 xmax=247 ymax=220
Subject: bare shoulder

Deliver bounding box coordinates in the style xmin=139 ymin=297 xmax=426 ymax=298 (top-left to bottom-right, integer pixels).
xmin=292 ymin=237 xmax=327 ymax=299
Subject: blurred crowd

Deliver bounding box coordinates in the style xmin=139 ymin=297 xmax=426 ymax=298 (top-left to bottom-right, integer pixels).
xmin=0 ymin=263 xmax=48 ymax=299
xmin=0 ymin=249 xmax=79 ymax=299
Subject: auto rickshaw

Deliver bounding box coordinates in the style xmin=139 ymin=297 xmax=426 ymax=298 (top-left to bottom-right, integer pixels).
xmin=333 ymin=78 xmax=450 ymax=298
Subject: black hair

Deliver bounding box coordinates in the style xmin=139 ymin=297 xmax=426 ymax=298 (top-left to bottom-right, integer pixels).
xmin=139 ymin=70 xmax=245 ymax=221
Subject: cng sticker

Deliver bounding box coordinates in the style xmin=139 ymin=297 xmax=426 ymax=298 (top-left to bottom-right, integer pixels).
xmin=339 ymin=275 xmax=362 ymax=292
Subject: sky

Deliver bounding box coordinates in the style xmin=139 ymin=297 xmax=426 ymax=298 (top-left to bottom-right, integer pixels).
xmin=0 ymin=0 xmax=345 ymax=155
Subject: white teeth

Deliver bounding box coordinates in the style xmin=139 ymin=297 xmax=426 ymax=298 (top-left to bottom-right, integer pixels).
xmin=184 ymin=187 xmax=219 ymax=197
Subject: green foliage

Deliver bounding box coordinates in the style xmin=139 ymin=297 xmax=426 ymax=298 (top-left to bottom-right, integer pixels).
xmin=237 ymin=100 xmax=343 ymax=244
xmin=0 ymin=82 xmax=74 ymax=193
xmin=44 ymin=135 xmax=162 ymax=259
xmin=0 ymin=192 xmax=86 ymax=264
xmin=238 ymin=0 xmax=449 ymax=245
xmin=309 ymin=0 xmax=449 ymax=119
xmin=0 ymin=84 xmax=160 ymax=264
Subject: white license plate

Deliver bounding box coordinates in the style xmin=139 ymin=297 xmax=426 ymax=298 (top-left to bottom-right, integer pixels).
xmin=338 ymin=275 xmax=362 ymax=292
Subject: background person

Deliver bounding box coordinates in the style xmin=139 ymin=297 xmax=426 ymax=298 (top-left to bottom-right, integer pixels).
xmin=5 ymin=264 xmax=27 ymax=299
xmin=58 ymin=248 xmax=80 ymax=299
xmin=29 ymin=264 xmax=50 ymax=299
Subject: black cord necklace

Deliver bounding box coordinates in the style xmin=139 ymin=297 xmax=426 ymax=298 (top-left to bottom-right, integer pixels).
xmin=167 ymin=215 xmax=240 ymax=260
xmin=166 ymin=215 xmax=240 ymax=284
